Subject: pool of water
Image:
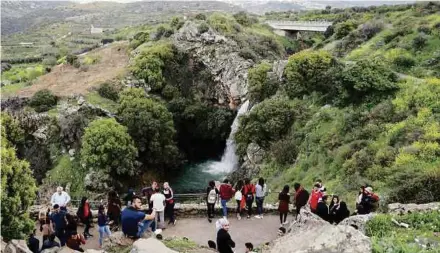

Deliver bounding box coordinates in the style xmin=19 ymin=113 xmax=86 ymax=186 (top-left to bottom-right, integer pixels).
xmin=169 ymin=160 xmax=228 ymax=193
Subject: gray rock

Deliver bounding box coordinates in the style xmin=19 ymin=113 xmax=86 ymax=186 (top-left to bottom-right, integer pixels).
xmin=388 ymin=202 xmax=440 ymax=215
xmin=68 ymin=149 xmax=76 ymax=157
xmin=264 ymin=209 xmax=371 ymax=253
xmin=104 ymin=231 xmax=134 ymax=250
xmin=246 ymin=142 xmax=265 ymax=165
xmin=338 ymin=213 xmax=375 ymax=234
xmin=131 ymin=238 xmax=177 ymax=253
xmin=41 ymin=247 xmax=61 ymax=253
xmin=77 ymin=96 xmax=85 ymax=105
xmin=4 ymin=240 xmax=32 ymax=253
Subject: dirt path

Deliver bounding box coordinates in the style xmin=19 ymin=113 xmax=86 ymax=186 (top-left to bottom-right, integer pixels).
xmin=36 ymin=215 xmax=283 ymax=252
xmin=16 ymin=41 xmax=129 ymax=98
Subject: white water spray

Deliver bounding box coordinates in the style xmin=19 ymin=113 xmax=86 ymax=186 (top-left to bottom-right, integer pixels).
xmin=205 ymin=100 xmax=250 ymax=174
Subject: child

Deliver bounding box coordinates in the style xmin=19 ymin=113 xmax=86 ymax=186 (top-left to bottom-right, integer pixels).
xmin=150 ymin=187 xmax=166 ymax=229
xmin=98 ymin=205 xmax=111 ymax=248
xmin=245 ymin=242 xmax=255 ymax=252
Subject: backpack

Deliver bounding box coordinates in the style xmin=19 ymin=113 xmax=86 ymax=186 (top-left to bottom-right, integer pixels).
xmin=245 ymin=185 xmax=254 ymax=202
xmin=208 ymin=188 xmax=217 ymax=204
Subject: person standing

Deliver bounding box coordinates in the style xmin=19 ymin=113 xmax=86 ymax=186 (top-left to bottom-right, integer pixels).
xmin=107 ymin=190 xmax=122 ymax=231
xmin=142 ymin=181 xmax=158 ymax=211
xmin=278 ymin=185 xmax=290 ymax=226
xmin=50 ymin=204 xmax=67 ymax=246
xmin=206 ymin=180 xmax=219 ymax=222
xmin=234 ymin=180 xmax=244 ymax=220
xmin=122 ymin=196 xmax=158 ymax=238
xmin=243 ymin=179 xmax=255 ymax=219
xmin=97 ymin=205 xmax=111 ymax=248
xmin=77 ymin=197 xmax=93 ymax=238
xmin=51 ymin=186 xmax=71 ymax=211
xmin=308 ymin=183 xmax=323 ymax=214
xmin=163 ymin=182 xmax=176 ymax=225
xmin=219 ymin=179 xmax=234 ymax=219
xmin=150 ymin=187 xmax=166 ymax=229
xmin=255 ymin=178 xmax=267 ymax=219
xmin=293 ymin=183 xmax=309 ymax=219
xmin=216 ymin=218 xmax=235 ymax=253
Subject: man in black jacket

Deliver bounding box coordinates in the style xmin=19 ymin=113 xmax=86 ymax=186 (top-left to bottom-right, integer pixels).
xmin=316 ymin=195 xmax=330 ymax=222
xmin=216 ymin=218 xmax=235 ymax=253
xmin=27 ymin=230 xmax=39 ymax=253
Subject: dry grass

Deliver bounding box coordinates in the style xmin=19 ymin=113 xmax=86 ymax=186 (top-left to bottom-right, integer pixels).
xmin=15 ymin=41 xmax=129 ymax=98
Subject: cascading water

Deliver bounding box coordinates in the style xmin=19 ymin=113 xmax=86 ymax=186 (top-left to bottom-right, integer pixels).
xmin=170 ymin=100 xmax=250 ymax=192
xmin=205 ymin=100 xmax=250 ymax=174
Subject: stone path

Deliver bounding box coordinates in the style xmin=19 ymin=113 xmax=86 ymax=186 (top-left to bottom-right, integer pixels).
xmin=36 ymin=215 xmax=283 ymax=252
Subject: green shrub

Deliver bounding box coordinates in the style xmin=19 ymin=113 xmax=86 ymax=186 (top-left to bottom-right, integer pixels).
xmin=98 ymin=82 xmax=119 ymax=101
xmin=197 ymin=22 xmax=209 ymax=34
xmin=170 ymin=17 xmax=184 ymax=30
xmin=393 ymin=55 xmax=416 ymax=68
xmin=233 ymin=11 xmax=257 ymax=27
xmin=412 ymin=34 xmax=427 ymax=51
xmin=248 ymin=62 xmax=277 ymax=103
xmin=29 ymin=89 xmax=58 ymax=112
xmin=195 ymin=13 xmax=207 ymax=20
xmin=238 ymin=48 xmax=257 ymax=61
xmin=366 ymin=214 xmax=393 ymax=238
xmin=335 ymin=20 xmax=357 ymax=39
xmin=42 ymin=56 xmax=57 ymax=66
xmin=66 ymin=54 xmax=79 ymax=67
xmin=155 ymin=25 xmax=174 ymax=40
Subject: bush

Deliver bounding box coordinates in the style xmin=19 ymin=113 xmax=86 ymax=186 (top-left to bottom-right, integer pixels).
xmin=81 ymin=118 xmax=137 ymax=177
xmin=238 ymin=48 xmax=258 ymax=61
xmin=233 ymin=11 xmax=257 ymax=27
xmin=248 ymin=62 xmax=277 ymax=103
xmin=393 ymin=55 xmax=416 ymax=68
xmin=197 ymin=22 xmax=209 ymax=34
xmin=366 ymin=215 xmax=393 ymax=238
xmin=66 ymin=54 xmax=79 ymax=67
xmin=170 ymin=17 xmax=184 ymax=30
xmin=412 ymin=34 xmax=427 ymax=50
xmin=359 ymin=21 xmax=383 ymax=40
xmin=334 ymin=20 xmax=356 ymax=39
xmin=195 ymin=13 xmax=207 ymax=20
xmin=155 ymin=25 xmax=174 ymax=40
xmin=42 ymin=56 xmax=57 ymax=66
xmin=29 ymin=89 xmax=58 ymax=112
xmin=98 ymin=82 xmax=119 ymax=101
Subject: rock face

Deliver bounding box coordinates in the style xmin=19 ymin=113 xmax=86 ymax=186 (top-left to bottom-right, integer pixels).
xmin=388 ymin=202 xmax=440 ymax=215
xmin=172 ymin=21 xmax=253 ymax=107
xmin=3 ymin=240 xmax=32 ymax=253
xmin=131 ymin=238 xmax=177 ymax=253
xmin=338 ymin=213 xmax=375 ymax=234
xmin=264 ymin=209 xmax=372 ymax=253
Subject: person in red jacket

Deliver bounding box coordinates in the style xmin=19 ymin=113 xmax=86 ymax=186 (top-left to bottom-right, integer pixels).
xmin=308 ymin=183 xmax=323 ymax=214
xmin=242 ymin=178 xmax=256 ymax=219
xmin=294 ymin=183 xmax=309 ymax=219
xmin=219 ymin=179 xmax=234 ymax=218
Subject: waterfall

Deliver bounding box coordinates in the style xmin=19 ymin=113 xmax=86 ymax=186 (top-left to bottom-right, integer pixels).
xmin=205 ymin=100 xmax=250 ymax=174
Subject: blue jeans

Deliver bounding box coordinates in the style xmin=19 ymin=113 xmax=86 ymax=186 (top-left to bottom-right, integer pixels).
xmin=137 ymin=219 xmax=156 ymax=238
xmin=221 ymin=199 xmax=229 ymax=217
xmin=256 ymin=197 xmax=264 ymax=215
xmin=98 ymin=225 xmax=111 ymax=246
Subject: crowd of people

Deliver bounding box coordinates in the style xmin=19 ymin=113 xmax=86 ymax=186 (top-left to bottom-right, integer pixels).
xmin=29 ymin=179 xmax=379 ymax=253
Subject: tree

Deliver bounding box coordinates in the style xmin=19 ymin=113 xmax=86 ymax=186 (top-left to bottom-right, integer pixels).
xmin=248 ymin=62 xmax=278 ymax=104
xmin=80 ymin=118 xmax=137 ymax=177
xmin=117 ymin=88 xmax=179 ymax=169
xmin=1 ymin=125 xmax=37 ymax=240
xmin=283 ymin=50 xmax=342 ymax=101
xmin=334 ymin=20 xmax=357 ymax=39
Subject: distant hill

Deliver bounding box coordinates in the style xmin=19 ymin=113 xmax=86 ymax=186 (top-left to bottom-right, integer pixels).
xmin=1 ymin=1 xmax=241 ymax=35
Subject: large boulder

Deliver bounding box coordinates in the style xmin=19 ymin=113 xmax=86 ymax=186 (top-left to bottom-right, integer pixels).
xmin=41 ymin=247 xmax=61 ymax=253
xmin=131 ymin=238 xmax=177 ymax=253
xmin=338 ymin=213 xmax=376 ymax=235
xmin=264 ymin=209 xmax=371 ymax=253
xmin=3 ymin=240 xmax=33 ymax=253
xmin=388 ymin=202 xmax=440 ymax=215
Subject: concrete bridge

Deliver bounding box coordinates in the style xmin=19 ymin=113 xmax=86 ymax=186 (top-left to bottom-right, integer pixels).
xmin=266 ymin=21 xmax=333 ymax=38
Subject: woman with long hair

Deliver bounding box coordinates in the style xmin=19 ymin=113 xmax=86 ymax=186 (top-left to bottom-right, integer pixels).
xmin=255 ymin=177 xmax=267 ymax=219
xmin=163 ymin=182 xmax=176 ymax=225
xmin=207 ymin=180 xmax=219 ymax=222
xmin=107 ymin=190 xmax=122 ymax=231
xmin=234 ymin=180 xmax=244 ymax=220
xmin=77 ymin=197 xmax=93 ymax=238
xmin=97 ymin=205 xmax=111 ymax=247
xmin=278 ymin=185 xmax=290 ymax=226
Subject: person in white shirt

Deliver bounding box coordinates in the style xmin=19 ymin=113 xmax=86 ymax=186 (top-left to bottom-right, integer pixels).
xmin=51 ymin=186 xmax=71 ymax=210
xmin=150 ymin=187 xmax=166 ymax=229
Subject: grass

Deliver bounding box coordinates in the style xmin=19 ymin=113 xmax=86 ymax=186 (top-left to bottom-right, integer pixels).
xmin=367 ymin=211 xmax=440 ymax=253
xmin=163 ymin=237 xmax=198 ymax=252
xmin=1 ymin=82 xmax=29 ymax=98
xmin=85 ymin=91 xmax=118 ymax=113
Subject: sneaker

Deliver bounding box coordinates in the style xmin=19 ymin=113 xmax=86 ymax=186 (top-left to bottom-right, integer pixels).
xmin=254 ymin=215 xmax=262 ymax=219
xmin=223 ymin=216 xmax=227 ymax=220
xmin=280 ymin=223 xmax=284 ymax=227
xmin=283 ymin=221 xmax=289 ymax=225
xmin=173 ymin=220 xmax=177 ymax=226
xmin=154 ymin=229 xmax=163 ymax=235
xmin=247 ymin=216 xmax=251 ymax=219
xmin=237 ymin=215 xmax=241 ymax=220
xmin=208 ymin=218 xmax=212 ymax=223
